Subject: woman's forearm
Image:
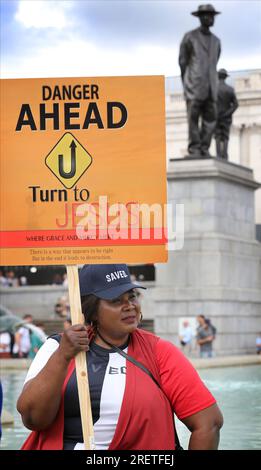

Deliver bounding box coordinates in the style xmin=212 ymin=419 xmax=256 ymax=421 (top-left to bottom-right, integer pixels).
xmin=17 ymin=348 xmax=70 ymax=430
xmin=188 ymin=425 xmax=220 ymax=450
xmin=198 ymin=336 xmax=213 ymax=345
xmin=17 ymin=324 xmax=89 ymax=431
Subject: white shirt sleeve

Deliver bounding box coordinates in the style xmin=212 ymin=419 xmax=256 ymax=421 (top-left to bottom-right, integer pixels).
xmin=24 ymin=338 xmax=59 ymax=384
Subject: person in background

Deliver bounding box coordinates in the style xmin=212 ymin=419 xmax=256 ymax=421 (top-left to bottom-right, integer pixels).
xmin=0 ymin=381 xmax=3 ymax=441
xmin=179 ymin=320 xmax=193 ymax=355
xmin=196 ymin=315 xmax=214 ymax=358
xmin=52 ymin=273 xmax=63 ymax=285
xmin=54 ymin=297 xmax=68 ymax=319
xmin=0 ymin=330 xmax=12 ymax=358
xmin=18 ymin=264 xmax=223 ymax=450
xmin=13 ymin=314 xmax=32 ymax=358
xmin=63 ymin=319 xmax=72 ymax=331
xmin=205 ymin=317 xmax=217 ymax=340
xmin=0 ymin=269 xmax=8 ymax=287
xmin=6 ymin=270 xmax=19 ymax=287
xmin=62 ymin=274 xmax=68 ymax=287
xmin=256 ymin=332 xmax=261 ymax=355
xmin=19 ymin=276 xmax=28 ymax=286
xmin=28 ymin=323 xmax=46 ymax=359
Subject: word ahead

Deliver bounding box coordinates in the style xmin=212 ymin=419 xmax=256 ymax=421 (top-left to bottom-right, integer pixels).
xmin=15 ymin=102 xmax=128 ymax=131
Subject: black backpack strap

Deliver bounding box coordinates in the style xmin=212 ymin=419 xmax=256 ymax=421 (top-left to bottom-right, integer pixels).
xmin=47 ymin=333 xmax=61 ymax=343
xmin=97 ymin=332 xmax=183 ymax=450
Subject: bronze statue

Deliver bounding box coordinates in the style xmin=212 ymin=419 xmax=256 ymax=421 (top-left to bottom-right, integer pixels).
xmin=215 ymin=69 xmax=238 ymax=160
xmin=179 ymin=4 xmax=221 ymax=158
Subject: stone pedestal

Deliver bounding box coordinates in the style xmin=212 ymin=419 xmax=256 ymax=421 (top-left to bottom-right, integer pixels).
xmin=150 ymin=158 xmax=261 ymax=355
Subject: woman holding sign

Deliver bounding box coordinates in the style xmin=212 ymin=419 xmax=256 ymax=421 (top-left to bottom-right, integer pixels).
xmin=17 ymin=264 xmax=223 ymax=450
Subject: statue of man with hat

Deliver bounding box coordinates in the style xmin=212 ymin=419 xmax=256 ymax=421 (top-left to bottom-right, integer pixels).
xmin=179 ymin=4 xmax=221 ymax=158
xmin=215 ymin=68 xmax=238 ymax=159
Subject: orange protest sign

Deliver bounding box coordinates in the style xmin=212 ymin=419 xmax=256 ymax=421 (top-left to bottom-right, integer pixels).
xmin=0 ymin=76 xmax=167 ymax=265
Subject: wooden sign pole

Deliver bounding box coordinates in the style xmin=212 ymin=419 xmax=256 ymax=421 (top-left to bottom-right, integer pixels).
xmin=66 ymin=265 xmax=95 ymax=450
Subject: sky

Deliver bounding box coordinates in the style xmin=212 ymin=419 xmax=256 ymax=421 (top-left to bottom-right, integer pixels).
xmin=1 ymin=0 xmax=261 ymax=79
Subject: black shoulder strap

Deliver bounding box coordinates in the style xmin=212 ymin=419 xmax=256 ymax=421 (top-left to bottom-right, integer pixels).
xmin=97 ymin=332 xmax=183 ymax=450
xmin=47 ymin=333 xmax=61 ymax=343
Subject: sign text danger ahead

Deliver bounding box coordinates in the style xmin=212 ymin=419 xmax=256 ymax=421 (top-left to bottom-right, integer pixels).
xmin=15 ymin=83 xmax=128 ymax=131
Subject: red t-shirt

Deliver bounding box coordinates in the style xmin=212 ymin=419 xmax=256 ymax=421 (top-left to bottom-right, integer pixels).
xmin=156 ymin=338 xmax=215 ymax=419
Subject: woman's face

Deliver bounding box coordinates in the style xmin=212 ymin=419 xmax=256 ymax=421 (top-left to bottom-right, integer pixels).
xmin=197 ymin=316 xmax=205 ymax=326
xmin=96 ymin=289 xmax=141 ymax=342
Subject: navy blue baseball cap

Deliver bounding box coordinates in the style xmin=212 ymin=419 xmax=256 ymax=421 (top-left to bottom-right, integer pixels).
xmin=79 ymin=264 xmax=146 ymax=300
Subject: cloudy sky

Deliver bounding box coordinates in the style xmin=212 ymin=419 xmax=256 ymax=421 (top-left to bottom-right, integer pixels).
xmin=1 ymin=0 xmax=261 ymax=79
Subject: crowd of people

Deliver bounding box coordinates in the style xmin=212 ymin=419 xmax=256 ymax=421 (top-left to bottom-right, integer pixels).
xmin=54 ymin=295 xmax=70 ymax=319
xmin=0 ymin=269 xmax=23 ymax=287
xmin=0 ymin=310 xmax=218 ymax=360
xmin=179 ymin=315 xmax=217 ymax=358
xmin=1 ymin=292 xmax=259 ymax=361
xmin=0 ymin=269 xmax=68 ymax=287
xmin=0 ymin=315 xmax=46 ymax=359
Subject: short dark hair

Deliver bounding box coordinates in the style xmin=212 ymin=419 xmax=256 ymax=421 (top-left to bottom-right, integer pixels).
xmin=81 ymin=294 xmax=100 ymax=325
xmin=23 ymin=314 xmax=33 ymax=321
xmin=35 ymin=322 xmax=45 ymax=328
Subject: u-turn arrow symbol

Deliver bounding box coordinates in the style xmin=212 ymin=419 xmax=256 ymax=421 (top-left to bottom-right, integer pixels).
xmin=58 ymin=140 xmax=77 ymax=179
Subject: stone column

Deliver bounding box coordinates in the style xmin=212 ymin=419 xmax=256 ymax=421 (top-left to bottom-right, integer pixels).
xmin=150 ymin=158 xmax=261 ymax=355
